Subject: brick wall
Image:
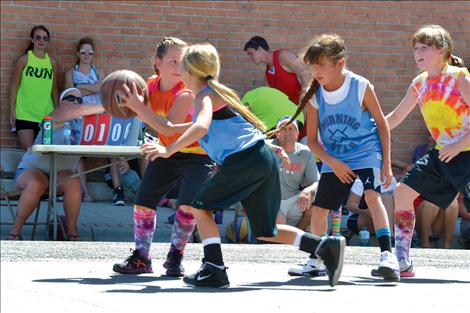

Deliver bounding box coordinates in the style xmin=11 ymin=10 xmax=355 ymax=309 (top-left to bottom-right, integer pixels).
xmin=1 ymin=1 xmax=469 ymax=164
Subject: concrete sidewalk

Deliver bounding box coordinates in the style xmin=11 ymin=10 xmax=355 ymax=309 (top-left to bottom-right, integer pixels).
xmin=1 ymin=241 xmax=470 ymax=313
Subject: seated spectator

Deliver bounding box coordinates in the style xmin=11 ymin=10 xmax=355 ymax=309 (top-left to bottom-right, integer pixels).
xmin=65 ymin=37 xmax=105 ymax=202
xmin=104 ymin=157 xmax=145 ymax=206
xmin=7 ymin=88 xmax=104 ymax=240
xmin=415 ymin=196 xmax=459 ymax=249
xmin=457 ymin=193 xmax=470 ymax=249
xmin=270 ymin=116 xmax=319 ymax=231
xmin=345 ymin=177 xmax=397 ymax=241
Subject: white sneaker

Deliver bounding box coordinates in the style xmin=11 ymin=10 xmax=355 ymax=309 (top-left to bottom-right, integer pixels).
xmin=371 ymin=251 xmax=400 ymax=282
xmin=288 ymin=258 xmax=327 ymax=277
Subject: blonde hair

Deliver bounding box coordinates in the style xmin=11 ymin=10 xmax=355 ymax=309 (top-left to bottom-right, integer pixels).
xmin=267 ymin=34 xmax=346 ymax=138
xmin=153 ymin=37 xmax=187 ymax=75
xmin=182 ymin=43 xmax=266 ymax=132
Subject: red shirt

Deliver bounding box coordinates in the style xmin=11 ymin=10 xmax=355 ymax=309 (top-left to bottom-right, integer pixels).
xmin=265 ymin=49 xmax=302 ymax=105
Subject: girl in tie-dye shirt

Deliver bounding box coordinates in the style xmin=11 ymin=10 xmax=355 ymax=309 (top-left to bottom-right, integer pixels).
xmin=387 ymin=25 xmax=470 ymax=278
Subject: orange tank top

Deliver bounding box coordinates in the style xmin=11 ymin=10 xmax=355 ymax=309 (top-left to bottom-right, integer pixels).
xmin=147 ymin=75 xmax=206 ymax=155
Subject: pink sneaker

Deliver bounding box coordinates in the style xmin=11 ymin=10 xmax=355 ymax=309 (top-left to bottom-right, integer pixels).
xmin=399 ymin=260 xmax=415 ymax=278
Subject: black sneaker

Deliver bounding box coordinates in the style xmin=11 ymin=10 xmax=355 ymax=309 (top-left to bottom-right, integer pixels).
xmin=163 ymin=250 xmax=185 ymax=277
xmin=113 ymin=249 xmax=153 ymax=274
xmin=183 ymin=261 xmax=230 ymax=288
xmin=112 ymin=186 xmax=125 ymax=206
xmin=315 ymin=236 xmax=346 ymax=287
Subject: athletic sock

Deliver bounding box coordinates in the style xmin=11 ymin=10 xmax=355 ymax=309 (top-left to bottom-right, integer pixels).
xmin=330 ymin=206 xmax=342 ymax=236
xmin=202 ymin=237 xmax=224 ymax=267
xmin=169 ymin=207 xmax=196 ymax=253
xmin=299 ymin=233 xmax=322 ymax=255
xmin=394 ymin=210 xmax=415 ymax=264
xmin=376 ymin=227 xmax=392 ymax=252
xmin=134 ymin=206 xmax=156 ymax=259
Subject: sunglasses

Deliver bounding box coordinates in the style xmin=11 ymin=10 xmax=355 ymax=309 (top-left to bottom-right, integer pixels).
xmin=63 ymin=95 xmax=83 ymax=104
xmin=34 ymin=35 xmax=50 ymax=42
xmin=80 ymin=50 xmax=94 ymax=55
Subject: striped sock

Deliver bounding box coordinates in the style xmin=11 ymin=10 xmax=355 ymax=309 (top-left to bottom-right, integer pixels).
xmin=134 ymin=206 xmax=156 ymax=259
xmin=170 ymin=207 xmax=196 ymax=253
xmin=330 ymin=206 xmax=342 ymax=236
xmin=376 ymin=227 xmax=391 ymax=252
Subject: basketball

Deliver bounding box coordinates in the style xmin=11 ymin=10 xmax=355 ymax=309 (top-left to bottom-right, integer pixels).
xmin=99 ymin=70 xmax=149 ymax=119
xmin=225 ymin=216 xmax=253 ymax=243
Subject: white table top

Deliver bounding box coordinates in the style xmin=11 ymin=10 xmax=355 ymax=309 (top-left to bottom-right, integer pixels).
xmin=32 ymin=144 xmax=141 ymax=157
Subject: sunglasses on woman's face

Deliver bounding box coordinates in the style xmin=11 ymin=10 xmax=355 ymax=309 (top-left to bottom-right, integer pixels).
xmin=80 ymin=50 xmax=94 ymax=56
xmin=34 ymin=35 xmax=50 ymax=42
xmin=63 ymin=95 xmax=83 ymax=104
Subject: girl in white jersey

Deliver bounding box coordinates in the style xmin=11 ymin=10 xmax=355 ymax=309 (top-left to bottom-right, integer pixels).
xmin=277 ymin=34 xmax=399 ymax=282
xmin=386 ymin=25 xmax=470 ymax=278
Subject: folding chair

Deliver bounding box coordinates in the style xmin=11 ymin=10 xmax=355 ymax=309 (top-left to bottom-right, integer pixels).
xmin=0 ymin=148 xmax=50 ymax=240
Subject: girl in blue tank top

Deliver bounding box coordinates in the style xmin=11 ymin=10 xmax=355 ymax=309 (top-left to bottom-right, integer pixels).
xmin=278 ymin=34 xmax=399 ymax=282
xmin=139 ymin=43 xmax=346 ymax=289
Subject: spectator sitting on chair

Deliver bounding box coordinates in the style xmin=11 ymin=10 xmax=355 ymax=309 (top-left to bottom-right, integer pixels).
xmin=6 ymin=87 xmax=104 ymax=241
xmin=270 ymin=116 xmax=319 ymax=231
xmin=415 ymin=195 xmax=459 ymax=249
xmin=103 ymin=157 xmax=144 ymax=206
xmin=457 ymin=193 xmax=470 ymax=249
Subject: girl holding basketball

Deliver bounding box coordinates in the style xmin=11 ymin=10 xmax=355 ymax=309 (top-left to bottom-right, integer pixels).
xmin=139 ymin=43 xmax=345 ymax=288
xmin=112 ymin=38 xmax=213 ymax=277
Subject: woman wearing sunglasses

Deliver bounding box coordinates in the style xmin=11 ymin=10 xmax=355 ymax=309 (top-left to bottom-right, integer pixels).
xmin=65 ymin=37 xmax=105 ymax=203
xmin=9 ymin=25 xmax=59 ymax=150
xmin=7 ymin=88 xmax=105 ymax=241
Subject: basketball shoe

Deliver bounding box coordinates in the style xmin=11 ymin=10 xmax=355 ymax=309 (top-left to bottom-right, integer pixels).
xmin=183 ymin=261 xmax=230 ymax=288
xmin=113 ymin=249 xmax=153 ymax=274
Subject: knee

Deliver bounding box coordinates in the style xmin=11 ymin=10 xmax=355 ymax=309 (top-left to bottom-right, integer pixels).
xmin=364 ymin=190 xmax=380 ymax=207
xmin=24 ymin=179 xmax=48 ymax=195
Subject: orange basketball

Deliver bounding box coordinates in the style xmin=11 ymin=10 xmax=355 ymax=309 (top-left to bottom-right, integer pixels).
xmin=99 ymin=70 xmax=149 ymax=119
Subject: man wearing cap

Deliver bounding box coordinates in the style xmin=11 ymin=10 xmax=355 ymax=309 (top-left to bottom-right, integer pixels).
xmin=270 ymin=116 xmax=319 ymax=230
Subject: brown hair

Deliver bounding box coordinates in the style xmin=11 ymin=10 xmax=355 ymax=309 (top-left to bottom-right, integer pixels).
xmin=153 ymin=37 xmax=187 ymax=75
xmin=267 ymin=34 xmax=346 ymax=138
xmin=75 ymin=37 xmax=95 ymax=65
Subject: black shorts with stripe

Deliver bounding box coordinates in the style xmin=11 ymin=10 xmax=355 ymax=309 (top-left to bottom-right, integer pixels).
xmin=401 ymin=148 xmax=470 ymax=210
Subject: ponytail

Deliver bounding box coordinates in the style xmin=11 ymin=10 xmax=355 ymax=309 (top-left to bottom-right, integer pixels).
xmin=208 ymin=79 xmax=267 ymax=132
xmin=448 ymin=54 xmax=466 ymax=68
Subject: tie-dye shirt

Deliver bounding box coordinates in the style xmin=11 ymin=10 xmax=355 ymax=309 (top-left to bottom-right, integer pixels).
xmin=412 ymin=64 xmax=470 ymax=151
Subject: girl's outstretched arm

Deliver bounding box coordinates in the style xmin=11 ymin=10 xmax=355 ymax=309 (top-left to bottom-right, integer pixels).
xmin=386 ymin=84 xmax=417 ymax=130
xmin=141 ymin=93 xmax=213 ymax=160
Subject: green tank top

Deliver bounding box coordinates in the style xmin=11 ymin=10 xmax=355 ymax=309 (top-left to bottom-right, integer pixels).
xmin=242 ymin=87 xmax=304 ymax=130
xmin=15 ymin=50 xmax=54 ymax=122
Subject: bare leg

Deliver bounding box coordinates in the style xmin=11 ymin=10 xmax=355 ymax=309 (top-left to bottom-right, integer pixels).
xmin=77 ymin=158 xmax=93 ymax=202
xmin=295 ymin=206 xmax=312 ymax=231
xmin=419 ymin=201 xmax=440 ymax=248
xmin=10 ymin=169 xmax=49 ymax=236
xmin=311 ymin=205 xmax=329 ymax=236
xmin=442 ymin=199 xmax=458 ymax=249
xmin=57 ymin=170 xmax=81 ymax=239
xmin=16 ymin=129 xmax=35 ymax=150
